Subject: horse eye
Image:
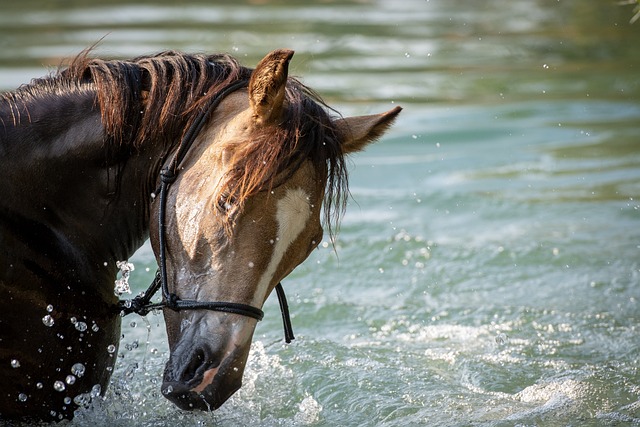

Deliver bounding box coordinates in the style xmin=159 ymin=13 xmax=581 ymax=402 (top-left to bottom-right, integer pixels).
xmin=217 ymin=195 xmax=235 ymax=212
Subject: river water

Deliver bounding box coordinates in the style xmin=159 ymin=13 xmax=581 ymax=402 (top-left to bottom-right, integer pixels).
xmin=2 ymin=1 xmax=640 ymax=426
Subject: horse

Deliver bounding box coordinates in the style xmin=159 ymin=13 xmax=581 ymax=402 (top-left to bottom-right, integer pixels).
xmin=0 ymin=48 xmax=400 ymax=421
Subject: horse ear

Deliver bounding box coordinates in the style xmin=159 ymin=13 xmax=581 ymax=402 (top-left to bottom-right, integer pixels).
xmin=249 ymin=49 xmax=294 ymax=126
xmin=335 ymin=106 xmax=402 ymax=154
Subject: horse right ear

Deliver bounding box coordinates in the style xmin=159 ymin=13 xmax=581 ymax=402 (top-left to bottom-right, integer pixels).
xmin=249 ymin=49 xmax=294 ymax=126
xmin=335 ymin=106 xmax=402 ymax=154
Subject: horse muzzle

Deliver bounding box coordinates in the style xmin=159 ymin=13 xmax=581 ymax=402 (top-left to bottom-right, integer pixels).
xmin=160 ymin=315 xmax=255 ymax=411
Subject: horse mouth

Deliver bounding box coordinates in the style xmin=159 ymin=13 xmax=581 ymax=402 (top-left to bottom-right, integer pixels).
xmin=162 ymin=365 xmax=242 ymax=411
xmin=161 ymin=340 xmax=248 ymax=411
xmin=161 ymin=376 xmax=240 ymax=411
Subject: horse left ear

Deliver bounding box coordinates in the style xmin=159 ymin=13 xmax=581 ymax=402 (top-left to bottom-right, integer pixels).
xmin=335 ymin=106 xmax=402 ymax=154
xmin=249 ymin=49 xmax=295 ymax=126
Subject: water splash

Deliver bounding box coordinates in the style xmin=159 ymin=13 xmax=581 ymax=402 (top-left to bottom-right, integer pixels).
xmin=294 ymin=394 xmax=323 ymax=425
xmin=114 ymin=260 xmax=135 ymax=296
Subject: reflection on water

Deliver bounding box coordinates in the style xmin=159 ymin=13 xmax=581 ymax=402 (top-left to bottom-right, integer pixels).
xmin=2 ymin=0 xmax=640 ymax=426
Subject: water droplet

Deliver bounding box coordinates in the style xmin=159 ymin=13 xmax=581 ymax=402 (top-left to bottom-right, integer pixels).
xmin=495 ymin=333 xmax=508 ymax=345
xmin=71 ymin=363 xmax=86 ymax=377
xmin=90 ymin=384 xmax=101 ymax=398
xmin=42 ymin=315 xmax=55 ymax=327
xmin=53 ymin=381 xmax=66 ymax=392
xmin=18 ymin=393 xmax=28 ymax=402
xmin=107 ymin=344 xmax=116 ymax=354
xmin=65 ymin=375 xmax=76 ymax=385
xmin=11 ymin=359 xmax=20 ymax=368
xmin=73 ymin=393 xmax=90 ymax=406
xmin=74 ymin=322 xmax=87 ymax=332
xmin=46 ymin=304 xmax=54 ymax=313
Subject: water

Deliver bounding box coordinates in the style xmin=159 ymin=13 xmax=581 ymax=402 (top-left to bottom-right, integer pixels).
xmin=2 ymin=0 xmax=640 ymax=425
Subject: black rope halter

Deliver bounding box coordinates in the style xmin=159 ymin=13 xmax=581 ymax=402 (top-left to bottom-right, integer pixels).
xmin=118 ymin=79 xmax=295 ymax=343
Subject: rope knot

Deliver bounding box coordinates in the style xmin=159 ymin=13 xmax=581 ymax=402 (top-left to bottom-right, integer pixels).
xmin=160 ymin=168 xmax=177 ymax=184
xmin=167 ymin=293 xmax=180 ymax=311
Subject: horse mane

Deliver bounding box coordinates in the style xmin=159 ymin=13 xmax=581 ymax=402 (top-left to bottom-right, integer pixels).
xmin=2 ymin=49 xmax=348 ymax=235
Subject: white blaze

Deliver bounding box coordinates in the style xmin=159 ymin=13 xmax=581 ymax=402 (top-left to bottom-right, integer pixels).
xmin=252 ymin=187 xmax=311 ymax=305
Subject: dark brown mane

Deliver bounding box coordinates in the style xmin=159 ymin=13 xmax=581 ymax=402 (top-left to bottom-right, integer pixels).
xmin=64 ymin=49 xmax=253 ymax=148
xmin=3 ymin=50 xmax=348 ymax=235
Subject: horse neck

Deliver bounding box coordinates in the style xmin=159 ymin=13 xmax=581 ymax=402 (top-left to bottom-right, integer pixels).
xmin=0 ymin=91 xmax=166 ymax=289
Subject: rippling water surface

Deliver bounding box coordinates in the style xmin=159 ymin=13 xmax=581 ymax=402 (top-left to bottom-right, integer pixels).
xmin=2 ymin=1 xmax=640 ymax=426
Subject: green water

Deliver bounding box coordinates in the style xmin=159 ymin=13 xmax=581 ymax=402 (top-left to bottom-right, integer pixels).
xmin=2 ymin=1 xmax=639 ymax=426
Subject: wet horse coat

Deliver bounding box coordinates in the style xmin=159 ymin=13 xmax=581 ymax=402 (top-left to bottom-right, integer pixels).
xmin=0 ymin=48 xmax=400 ymax=420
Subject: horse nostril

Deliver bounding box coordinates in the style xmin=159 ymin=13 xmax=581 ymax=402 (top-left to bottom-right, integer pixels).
xmin=179 ymin=346 xmax=212 ymax=385
xmin=161 ymin=343 xmax=245 ymax=411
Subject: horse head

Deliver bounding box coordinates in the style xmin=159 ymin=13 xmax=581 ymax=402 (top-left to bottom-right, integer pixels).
xmin=153 ymin=49 xmax=400 ymax=410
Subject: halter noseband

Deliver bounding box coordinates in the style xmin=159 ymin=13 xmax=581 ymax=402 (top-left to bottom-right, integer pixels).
xmin=118 ymin=79 xmax=295 ymax=343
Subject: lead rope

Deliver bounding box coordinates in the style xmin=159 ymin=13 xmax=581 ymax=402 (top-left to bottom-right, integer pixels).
xmin=118 ymin=79 xmax=295 ymax=343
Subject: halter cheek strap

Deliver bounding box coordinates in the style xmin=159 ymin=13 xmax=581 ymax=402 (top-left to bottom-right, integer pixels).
xmin=117 ymin=79 xmax=295 ymax=344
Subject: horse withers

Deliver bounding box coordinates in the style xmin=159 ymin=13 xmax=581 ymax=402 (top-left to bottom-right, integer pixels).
xmin=0 ymin=48 xmax=400 ymax=421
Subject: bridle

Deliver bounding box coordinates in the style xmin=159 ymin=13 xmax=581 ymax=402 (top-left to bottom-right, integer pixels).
xmin=118 ymin=79 xmax=295 ymax=343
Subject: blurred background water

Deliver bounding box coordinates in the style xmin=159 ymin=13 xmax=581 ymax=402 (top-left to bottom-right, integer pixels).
xmin=2 ymin=0 xmax=640 ymax=426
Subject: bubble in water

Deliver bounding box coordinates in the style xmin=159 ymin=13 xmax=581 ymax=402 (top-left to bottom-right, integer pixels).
xmin=129 ymin=321 xmax=137 ymax=328
xmin=65 ymin=375 xmax=76 ymax=385
xmin=36 ymin=382 xmax=43 ymax=389
xmin=53 ymin=381 xmax=65 ymax=392
xmin=107 ymin=344 xmax=116 ymax=354
xmin=71 ymin=363 xmax=86 ymax=377
xmin=162 ymin=385 xmax=173 ymax=395
xmin=18 ymin=393 xmax=28 ymax=402
xmin=64 ymin=397 xmax=71 ymax=405
xmin=46 ymin=304 xmax=54 ymax=313
xmin=74 ymin=321 xmax=88 ymax=332
xmin=91 ymin=323 xmax=99 ymax=332
xmin=42 ymin=315 xmax=55 ymax=327
xmin=11 ymin=359 xmax=20 ymax=368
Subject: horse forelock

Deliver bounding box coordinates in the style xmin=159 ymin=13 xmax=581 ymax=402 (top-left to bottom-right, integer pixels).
xmin=215 ymin=79 xmax=348 ymax=238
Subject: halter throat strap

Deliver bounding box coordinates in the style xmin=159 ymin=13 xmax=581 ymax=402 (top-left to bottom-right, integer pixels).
xmin=118 ymin=79 xmax=295 ymax=343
